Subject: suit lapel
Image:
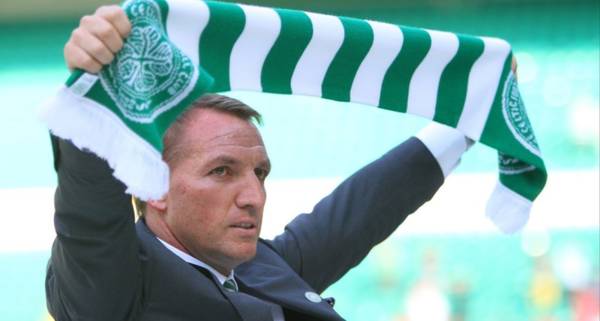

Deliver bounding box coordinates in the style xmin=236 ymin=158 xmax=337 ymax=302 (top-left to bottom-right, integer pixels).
xmin=236 ymin=242 xmax=344 ymax=321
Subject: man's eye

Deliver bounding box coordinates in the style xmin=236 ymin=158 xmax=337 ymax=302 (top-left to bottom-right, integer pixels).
xmin=209 ymin=166 xmax=229 ymax=176
xmin=255 ymin=168 xmax=269 ymax=181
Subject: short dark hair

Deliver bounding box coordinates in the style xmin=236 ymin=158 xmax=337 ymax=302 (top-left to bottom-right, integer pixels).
xmin=163 ymin=94 xmax=262 ymax=165
xmin=133 ymin=94 xmax=262 ymax=218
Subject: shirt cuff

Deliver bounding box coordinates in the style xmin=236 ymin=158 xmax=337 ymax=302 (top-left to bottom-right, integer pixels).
xmin=415 ymin=122 xmax=474 ymax=177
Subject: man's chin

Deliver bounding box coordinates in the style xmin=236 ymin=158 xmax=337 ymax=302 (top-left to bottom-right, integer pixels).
xmin=233 ymin=242 xmax=258 ymax=264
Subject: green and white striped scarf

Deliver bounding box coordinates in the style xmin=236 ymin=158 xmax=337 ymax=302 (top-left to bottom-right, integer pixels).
xmin=40 ymin=0 xmax=547 ymax=233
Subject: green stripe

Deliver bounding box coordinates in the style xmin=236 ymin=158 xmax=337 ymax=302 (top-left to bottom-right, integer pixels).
xmin=200 ymin=1 xmax=246 ymax=92
xmin=433 ymin=35 xmax=485 ymax=127
xmin=261 ymin=9 xmax=312 ymax=94
xmin=379 ymin=26 xmax=431 ymax=113
xmin=321 ymin=17 xmax=373 ymax=102
xmin=65 ymin=70 xmax=84 ymax=87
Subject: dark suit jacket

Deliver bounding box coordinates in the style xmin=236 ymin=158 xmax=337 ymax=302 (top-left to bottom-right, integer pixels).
xmin=45 ymin=136 xmax=443 ymax=321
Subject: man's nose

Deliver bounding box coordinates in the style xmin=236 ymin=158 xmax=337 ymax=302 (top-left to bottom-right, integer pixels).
xmin=235 ymin=173 xmax=266 ymax=211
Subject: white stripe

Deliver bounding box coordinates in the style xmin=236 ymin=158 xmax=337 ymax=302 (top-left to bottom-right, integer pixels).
xmin=165 ymin=0 xmax=210 ymax=66
xmin=70 ymin=73 xmax=98 ymax=96
xmin=229 ymin=5 xmax=281 ymax=91
xmin=290 ymin=12 xmax=345 ymax=97
xmin=406 ymin=30 xmax=459 ymax=119
xmin=457 ymin=37 xmax=511 ymax=140
xmin=350 ymin=21 xmax=403 ymax=106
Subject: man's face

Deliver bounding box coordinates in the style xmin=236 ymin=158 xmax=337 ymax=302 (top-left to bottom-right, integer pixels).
xmin=163 ymin=108 xmax=270 ymax=274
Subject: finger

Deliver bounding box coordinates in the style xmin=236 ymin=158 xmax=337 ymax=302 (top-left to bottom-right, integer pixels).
xmin=95 ymin=5 xmax=132 ymax=38
xmin=71 ymin=27 xmax=115 ymax=65
xmin=64 ymin=42 xmax=103 ymax=73
xmin=80 ymin=14 xmax=123 ymax=54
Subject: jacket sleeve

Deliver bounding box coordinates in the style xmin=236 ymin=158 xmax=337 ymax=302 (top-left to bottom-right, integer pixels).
xmin=45 ymin=136 xmax=141 ymax=321
xmin=268 ymin=137 xmax=444 ymax=293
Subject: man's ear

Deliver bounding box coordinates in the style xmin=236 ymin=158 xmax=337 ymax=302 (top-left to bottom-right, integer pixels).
xmin=147 ymin=197 xmax=167 ymax=212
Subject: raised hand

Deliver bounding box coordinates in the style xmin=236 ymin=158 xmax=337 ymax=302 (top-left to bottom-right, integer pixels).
xmin=64 ymin=5 xmax=131 ymax=73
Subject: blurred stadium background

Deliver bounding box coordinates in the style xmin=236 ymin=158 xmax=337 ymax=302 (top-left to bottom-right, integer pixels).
xmin=0 ymin=0 xmax=598 ymax=320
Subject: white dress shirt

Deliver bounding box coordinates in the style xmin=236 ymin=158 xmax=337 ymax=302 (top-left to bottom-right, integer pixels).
xmin=416 ymin=122 xmax=473 ymax=177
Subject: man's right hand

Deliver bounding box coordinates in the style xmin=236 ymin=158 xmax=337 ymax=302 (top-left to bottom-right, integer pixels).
xmin=64 ymin=5 xmax=132 ymax=73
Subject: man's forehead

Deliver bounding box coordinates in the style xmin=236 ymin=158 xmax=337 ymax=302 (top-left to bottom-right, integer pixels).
xmin=180 ymin=109 xmax=265 ymax=147
xmin=182 ymin=127 xmax=265 ymax=151
xmin=206 ymin=130 xmax=264 ymax=146
xmin=201 ymin=146 xmax=271 ymax=169
xmin=185 ymin=136 xmax=270 ymax=168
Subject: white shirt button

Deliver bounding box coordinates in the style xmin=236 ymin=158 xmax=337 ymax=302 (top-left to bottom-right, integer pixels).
xmin=305 ymin=292 xmax=322 ymax=303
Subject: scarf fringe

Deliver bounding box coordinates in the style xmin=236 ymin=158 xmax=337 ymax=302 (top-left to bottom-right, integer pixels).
xmin=38 ymin=86 xmax=169 ymax=201
xmin=486 ymin=181 xmax=532 ymax=233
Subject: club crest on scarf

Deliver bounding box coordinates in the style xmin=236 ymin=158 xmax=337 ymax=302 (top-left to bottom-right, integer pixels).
xmin=502 ymin=71 xmax=541 ymax=157
xmin=99 ymin=0 xmax=195 ymax=123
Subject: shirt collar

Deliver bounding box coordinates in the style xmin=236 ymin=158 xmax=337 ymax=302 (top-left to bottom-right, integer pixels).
xmin=156 ymin=237 xmax=235 ymax=286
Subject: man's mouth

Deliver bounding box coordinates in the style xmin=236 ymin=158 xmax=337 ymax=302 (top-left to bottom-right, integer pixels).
xmin=230 ymin=222 xmax=256 ymax=230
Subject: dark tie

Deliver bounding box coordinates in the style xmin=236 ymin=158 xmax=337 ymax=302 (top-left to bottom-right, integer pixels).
xmin=190 ymin=263 xmax=238 ymax=293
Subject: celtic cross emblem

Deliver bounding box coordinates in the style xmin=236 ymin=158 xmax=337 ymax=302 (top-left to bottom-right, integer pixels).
xmin=501 ymin=71 xmax=541 ymax=157
xmin=99 ymin=0 xmax=196 ymax=123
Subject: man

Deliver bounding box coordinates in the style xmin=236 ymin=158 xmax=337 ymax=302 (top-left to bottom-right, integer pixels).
xmin=47 ymin=5 xmax=475 ymax=321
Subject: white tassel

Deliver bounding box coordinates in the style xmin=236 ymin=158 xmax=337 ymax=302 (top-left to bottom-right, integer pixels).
xmin=38 ymin=86 xmax=169 ymax=201
xmin=486 ymin=181 xmax=532 ymax=233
